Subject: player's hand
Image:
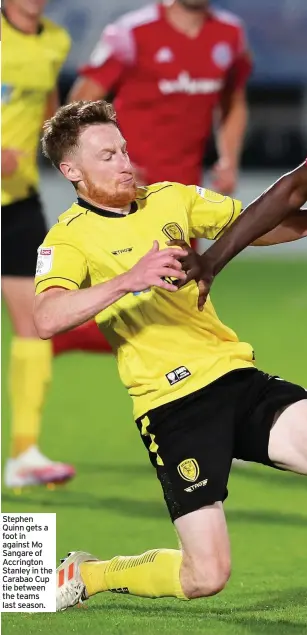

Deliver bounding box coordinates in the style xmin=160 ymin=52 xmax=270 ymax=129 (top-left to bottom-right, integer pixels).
xmin=167 ymin=240 xmax=214 ymax=311
xmin=125 ymin=240 xmax=188 ymax=293
xmin=1 ymin=148 xmax=24 ymax=177
xmin=211 ymin=159 xmax=237 ymax=196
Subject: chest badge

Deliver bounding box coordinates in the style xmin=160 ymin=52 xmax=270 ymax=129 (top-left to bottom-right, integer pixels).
xmin=154 ymin=47 xmax=174 ymax=63
xmin=162 ymin=222 xmax=184 ymax=241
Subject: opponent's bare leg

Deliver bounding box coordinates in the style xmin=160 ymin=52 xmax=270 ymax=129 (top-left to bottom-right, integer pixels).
xmin=268 ymin=399 xmax=307 ymax=473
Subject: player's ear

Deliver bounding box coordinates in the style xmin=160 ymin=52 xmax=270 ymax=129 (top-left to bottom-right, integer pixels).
xmin=60 ymin=161 xmax=82 ymax=184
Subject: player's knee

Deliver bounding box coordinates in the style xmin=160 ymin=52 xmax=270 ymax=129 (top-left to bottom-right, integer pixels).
xmin=182 ymin=557 xmax=231 ymax=599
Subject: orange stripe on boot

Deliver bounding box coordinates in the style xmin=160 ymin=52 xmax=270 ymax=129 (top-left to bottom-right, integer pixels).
xmin=58 ymin=569 xmax=65 ymax=587
xmin=68 ymin=563 xmax=74 ymax=581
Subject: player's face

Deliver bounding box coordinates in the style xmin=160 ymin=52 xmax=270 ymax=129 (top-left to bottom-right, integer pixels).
xmin=9 ymin=0 xmax=47 ymax=17
xmin=177 ymin=0 xmax=209 ymax=9
xmin=66 ymin=124 xmax=137 ymax=207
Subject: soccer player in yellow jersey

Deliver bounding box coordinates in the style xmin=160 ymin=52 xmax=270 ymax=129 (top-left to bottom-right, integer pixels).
xmin=33 ymin=101 xmax=307 ymax=608
xmin=1 ymin=0 xmax=75 ymax=487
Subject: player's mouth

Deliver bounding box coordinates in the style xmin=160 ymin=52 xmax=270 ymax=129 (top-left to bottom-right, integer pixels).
xmin=119 ymin=175 xmax=134 ymax=185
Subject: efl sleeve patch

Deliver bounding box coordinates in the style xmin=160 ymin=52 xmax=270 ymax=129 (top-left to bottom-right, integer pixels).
xmin=36 ymin=247 xmax=54 ymax=276
xmin=195 ymin=186 xmax=226 ymax=203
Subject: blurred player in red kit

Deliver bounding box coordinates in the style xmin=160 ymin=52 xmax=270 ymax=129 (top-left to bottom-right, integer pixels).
xmin=70 ymin=0 xmax=252 ymax=195
xmin=64 ymin=0 xmax=252 ymax=357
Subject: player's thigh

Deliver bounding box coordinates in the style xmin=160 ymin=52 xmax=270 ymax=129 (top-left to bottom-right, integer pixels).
xmin=234 ymin=371 xmax=306 ymax=470
xmin=140 ymin=388 xmax=235 ymax=520
xmin=268 ymin=398 xmax=307 ymax=473
xmin=175 ymin=501 xmax=231 ymax=597
xmin=136 ymin=379 xmax=240 ymax=538
xmin=2 ymin=195 xmax=47 ymax=337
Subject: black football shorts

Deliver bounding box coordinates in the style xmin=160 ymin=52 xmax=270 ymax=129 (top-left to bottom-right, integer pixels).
xmin=136 ymin=368 xmax=306 ymax=521
xmin=2 ymin=194 xmax=48 ymax=277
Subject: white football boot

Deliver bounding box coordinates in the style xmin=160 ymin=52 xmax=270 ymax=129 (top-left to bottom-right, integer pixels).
xmin=56 ymin=551 xmax=99 ymax=611
xmin=4 ymin=445 xmax=75 ymax=488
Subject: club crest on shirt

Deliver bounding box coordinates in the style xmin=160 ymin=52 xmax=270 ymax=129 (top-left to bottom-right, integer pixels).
xmin=177 ymin=458 xmax=200 ymax=483
xmin=162 ymin=222 xmax=184 ymax=241
xmin=212 ymin=42 xmax=233 ymax=69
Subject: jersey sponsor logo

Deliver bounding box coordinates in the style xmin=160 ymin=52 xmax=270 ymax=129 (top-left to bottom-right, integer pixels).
xmin=158 ymin=72 xmax=223 ymax=95
xmin=36 ymin=247 xmax=54 ymax=276
xmin=1 ymin=84 xmax=14 ymax=104
xmin=166 ymin=366 xmax=191 ymax=386
xmin=177 ymin=458 xmax=200 ymax=483
xmin=132 ymin=288 xmax=151 ymax=296
xmin=212 ymin=42 xmax=233 ymax=69
xmin=162 ymin=222 xmax=184 ymax=241
xmin=184 ymin=479 xmax=208 ymax=493
xmin=111 ymin=247 xmax=133 ymax=255
xmin=110 ymin=587 xmax=129 ymax=594
xmin=196 ymin=186 xmax=226 ymax=203
xmin=154 ymin=47 xmax=174 ymax=63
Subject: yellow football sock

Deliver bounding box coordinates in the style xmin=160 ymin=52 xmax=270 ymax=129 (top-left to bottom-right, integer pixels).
xmin=80 ymin=549 xmax=187 ymax=599
xmin=9 ymin=337 xmax=52 ymax=457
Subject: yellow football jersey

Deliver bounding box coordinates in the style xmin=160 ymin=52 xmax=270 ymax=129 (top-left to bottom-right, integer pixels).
xmin=35 ymin=183 xmax=255 ymax=419
xmin=2 ymin=14 xmax=71 ymax=205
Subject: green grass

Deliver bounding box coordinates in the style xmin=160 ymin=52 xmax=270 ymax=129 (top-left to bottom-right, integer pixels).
xmin=2 ymin=259 xmax=307 ymax=635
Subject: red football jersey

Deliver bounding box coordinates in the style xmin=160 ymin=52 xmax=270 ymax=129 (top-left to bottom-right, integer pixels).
xmin=80 ymin=3 xmax=252 ymax=186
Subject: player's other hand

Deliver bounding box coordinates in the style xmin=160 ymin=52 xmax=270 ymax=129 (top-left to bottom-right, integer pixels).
xmin=211 ymin=159 xmax=237 ymax=196
xmin=167 ymin=240 xmax=214 ymax=311
xmin=1 ymin=148 xmax=24 ymax=177
xmin=126 ymin=240 xmax=188 ymax=293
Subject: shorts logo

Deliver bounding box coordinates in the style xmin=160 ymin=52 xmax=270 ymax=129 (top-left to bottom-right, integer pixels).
xmin=177 ymin=458 xmax=199 ymax=482
xmin=184 ymin=479 xmax=208 ymax=493
xmin=162 ymin=222 xmax=184 ymax=241
xmin=166 ymin=366 xmax=191 ymax=385
xmin=36 ymin=246 xmax=54 ymax=276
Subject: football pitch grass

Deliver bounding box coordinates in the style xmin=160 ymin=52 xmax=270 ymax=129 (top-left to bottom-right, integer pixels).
xmin=1 ymin=258 xmax=307 ymax=635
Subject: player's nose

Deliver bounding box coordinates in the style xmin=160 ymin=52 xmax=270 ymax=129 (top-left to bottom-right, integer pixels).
xmin=117 ymin=152 xmax=131 ymax=171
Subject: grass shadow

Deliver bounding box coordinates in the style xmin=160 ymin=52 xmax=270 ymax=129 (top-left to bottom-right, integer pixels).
xmin=2 ymin=491 xmax=307 ymax=528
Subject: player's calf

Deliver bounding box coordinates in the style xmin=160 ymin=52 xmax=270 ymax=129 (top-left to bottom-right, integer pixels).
xmin=269 ymin=399 xmax=307 ymax=473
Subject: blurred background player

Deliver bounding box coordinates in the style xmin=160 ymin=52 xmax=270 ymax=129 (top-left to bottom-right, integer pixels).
xmin=69 ymin=0 xmax=252 ymax=196
xmin=1 ymin=0 xmax=78 ymax=487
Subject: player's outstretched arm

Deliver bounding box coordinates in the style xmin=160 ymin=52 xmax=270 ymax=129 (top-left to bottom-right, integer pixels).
xmin=200 ymin=161 xmax=307 ymax=273
xmin=252 ymin=208 xmax=307 ymax=245
xmin=34 ymin=242 xmax=187 ymax=339
xmin=169 ymin=162 xmax=307 ymax=309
